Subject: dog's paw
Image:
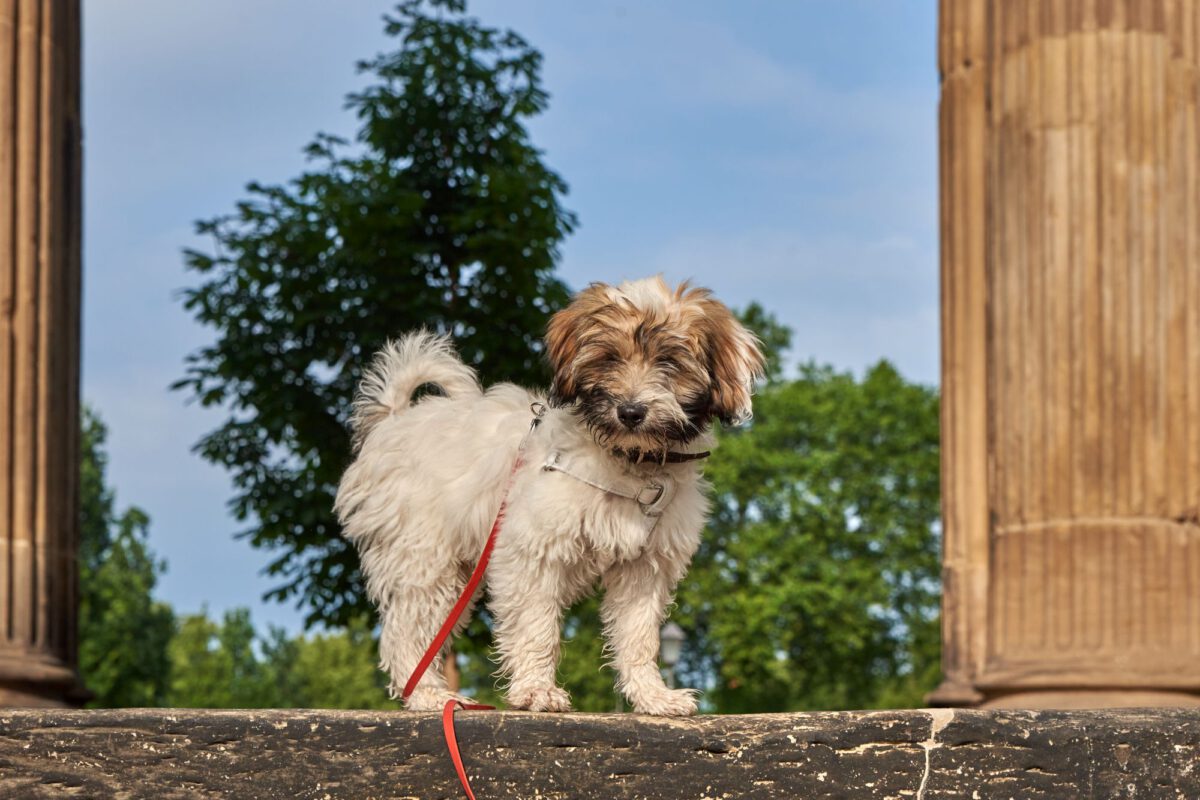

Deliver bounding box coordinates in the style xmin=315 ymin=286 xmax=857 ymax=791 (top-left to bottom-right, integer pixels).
xmin=403 ymin=688 xmax=472 ymax=712
xmin=632 ymin=687 xmax=699 ymax=716
xmin=506 ymin=685 xmax=573 ymax=713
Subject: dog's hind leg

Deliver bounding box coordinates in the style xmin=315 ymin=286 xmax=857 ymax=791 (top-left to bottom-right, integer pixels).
xmin=377 ymin=565 xmax=477 ymax=712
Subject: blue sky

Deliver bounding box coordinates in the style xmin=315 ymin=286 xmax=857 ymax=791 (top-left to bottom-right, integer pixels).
xmin=82 ymin=1 xmax=939 ymax=632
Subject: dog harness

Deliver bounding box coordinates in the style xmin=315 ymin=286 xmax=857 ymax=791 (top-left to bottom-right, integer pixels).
xmin=540 ymin=410 xmax=711 ymax=525
xmin=543 ymin=448 xmax=677 ymax=521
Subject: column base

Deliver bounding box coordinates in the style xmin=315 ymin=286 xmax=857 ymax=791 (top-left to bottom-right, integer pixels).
xmin=0 ymin=680 xmax=89 ymax=708
xmin=0 ymin=653 xmax=91 ymax=708
xmin=928 ymin=676 xmax=1200 ymax=709
xmin=981 ymin=689 xmax=1200 ymax=710
xmin=926 ymin=675 xmax=984 ymax=707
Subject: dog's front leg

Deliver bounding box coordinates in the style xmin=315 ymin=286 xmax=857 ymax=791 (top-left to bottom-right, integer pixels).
xmin=489 ymin=559 xmax=573 ymax=712
xmin=601 ymin=557 xmax=698 ymax=716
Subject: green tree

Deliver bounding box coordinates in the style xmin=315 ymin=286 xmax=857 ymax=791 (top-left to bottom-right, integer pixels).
xmin=78 ymin=409 xmax=175 ymax=708
xmin=270 ymin=617 xmax=399 ymax=709
xmin=677 ymin=360 xmax=942 ymax=712
xmin=166 ymin=609 xmax=399 ymax=709
xmin=166 ymin=609 xmax=278 ymax=708
xmin=175 ymin=0 xmax=576 ymax=629
xmin=739 ymin=302 xmax=792 ymax=383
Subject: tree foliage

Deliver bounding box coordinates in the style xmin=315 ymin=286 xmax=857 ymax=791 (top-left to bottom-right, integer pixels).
xmin=78 ymin=409 xmax=175 ymax=708
xmin=677 ymin=355 xmax=942 ymax=712
xmin=266 ymin=616 xmax=399 ymax=709
xmin=175 ymin=0 xmax=576 ymax=628
xmin=164 ymin=610 xmax=398 ymax=710
xmin=166 ymin=610 xmax=271 ymax=708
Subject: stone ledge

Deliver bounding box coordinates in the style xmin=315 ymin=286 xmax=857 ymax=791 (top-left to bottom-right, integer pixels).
xmin=0 ymin=707 xmax=1196 ymax=798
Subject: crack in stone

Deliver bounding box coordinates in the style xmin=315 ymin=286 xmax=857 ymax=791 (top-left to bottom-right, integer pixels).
xmin=916 ymin=709 xmax=956 ymax=800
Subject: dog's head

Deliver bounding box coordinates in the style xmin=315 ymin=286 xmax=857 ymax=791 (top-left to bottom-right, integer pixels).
xmin=545 ymin=277 xmax=765 ymax=449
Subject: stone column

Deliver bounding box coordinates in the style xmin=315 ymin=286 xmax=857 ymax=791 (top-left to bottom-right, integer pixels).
xmin=933 ymin=0 xmax=1200 ymax=708
xmin=0 ymin=0 xmax=85 ymax=706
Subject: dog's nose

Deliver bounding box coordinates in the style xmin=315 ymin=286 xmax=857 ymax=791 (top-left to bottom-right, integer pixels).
xmin=617 ymin=402 xmax=648 ymax=429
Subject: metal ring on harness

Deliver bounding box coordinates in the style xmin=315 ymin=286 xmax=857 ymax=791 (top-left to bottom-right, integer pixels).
xmin=636 ymin=482 xmax=665 ymax=510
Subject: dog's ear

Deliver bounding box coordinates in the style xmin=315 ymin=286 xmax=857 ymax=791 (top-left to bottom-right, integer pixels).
xmin=545 ymin=283 xmax=612 ymax=404
xmin=682 ymin=289 xmax=765 ymax=426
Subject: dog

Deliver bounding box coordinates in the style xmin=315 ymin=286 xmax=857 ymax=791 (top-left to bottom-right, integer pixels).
xmin=334 ymin=277 xmax=764 ymax=715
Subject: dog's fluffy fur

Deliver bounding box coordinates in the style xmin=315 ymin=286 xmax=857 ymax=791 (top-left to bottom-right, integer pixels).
xmin=334 ymin=277 xmax=764 ymax=715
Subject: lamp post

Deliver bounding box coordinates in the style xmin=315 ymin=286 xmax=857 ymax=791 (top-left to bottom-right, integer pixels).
xmin=659 ymin=622 xmax=686 ymax=689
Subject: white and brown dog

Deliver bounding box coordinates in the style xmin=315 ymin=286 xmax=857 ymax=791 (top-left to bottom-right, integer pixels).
xmin=334 ymin=277 xmax=764 ymax=715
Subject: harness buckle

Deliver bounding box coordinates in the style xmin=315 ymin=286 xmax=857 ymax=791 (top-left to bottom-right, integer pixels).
xmin=529 ymin=402 xmax=547 ymax=432
xmin=636 ymin=482 xmax=666 ymax=513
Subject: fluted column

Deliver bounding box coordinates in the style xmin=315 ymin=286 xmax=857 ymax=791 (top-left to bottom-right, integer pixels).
xmin=933 ymin=0 xmax=1200 ymax=708
xmin=0 ymin=0 xmax=84 ymax=706
xmin=933 ymin=0 xmax=990 ymax=708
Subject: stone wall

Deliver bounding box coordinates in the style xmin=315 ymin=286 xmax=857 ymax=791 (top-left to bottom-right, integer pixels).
xmin=0 ymin=708 xmax=1196 ymax=798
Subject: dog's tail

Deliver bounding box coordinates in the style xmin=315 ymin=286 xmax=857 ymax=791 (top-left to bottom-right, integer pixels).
xmin=348 ymin=330 xmax=481 ymax=451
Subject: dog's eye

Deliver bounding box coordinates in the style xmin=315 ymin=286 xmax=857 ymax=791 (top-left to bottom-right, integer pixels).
xmin=656 ymin=354 xmax=682 ymax=371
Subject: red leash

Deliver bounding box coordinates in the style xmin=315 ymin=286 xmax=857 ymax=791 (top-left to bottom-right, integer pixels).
xmin=401 ymin=409 xmax=542 ymax=799
xmin=441 ymin=699 xmax=495 ymax=799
